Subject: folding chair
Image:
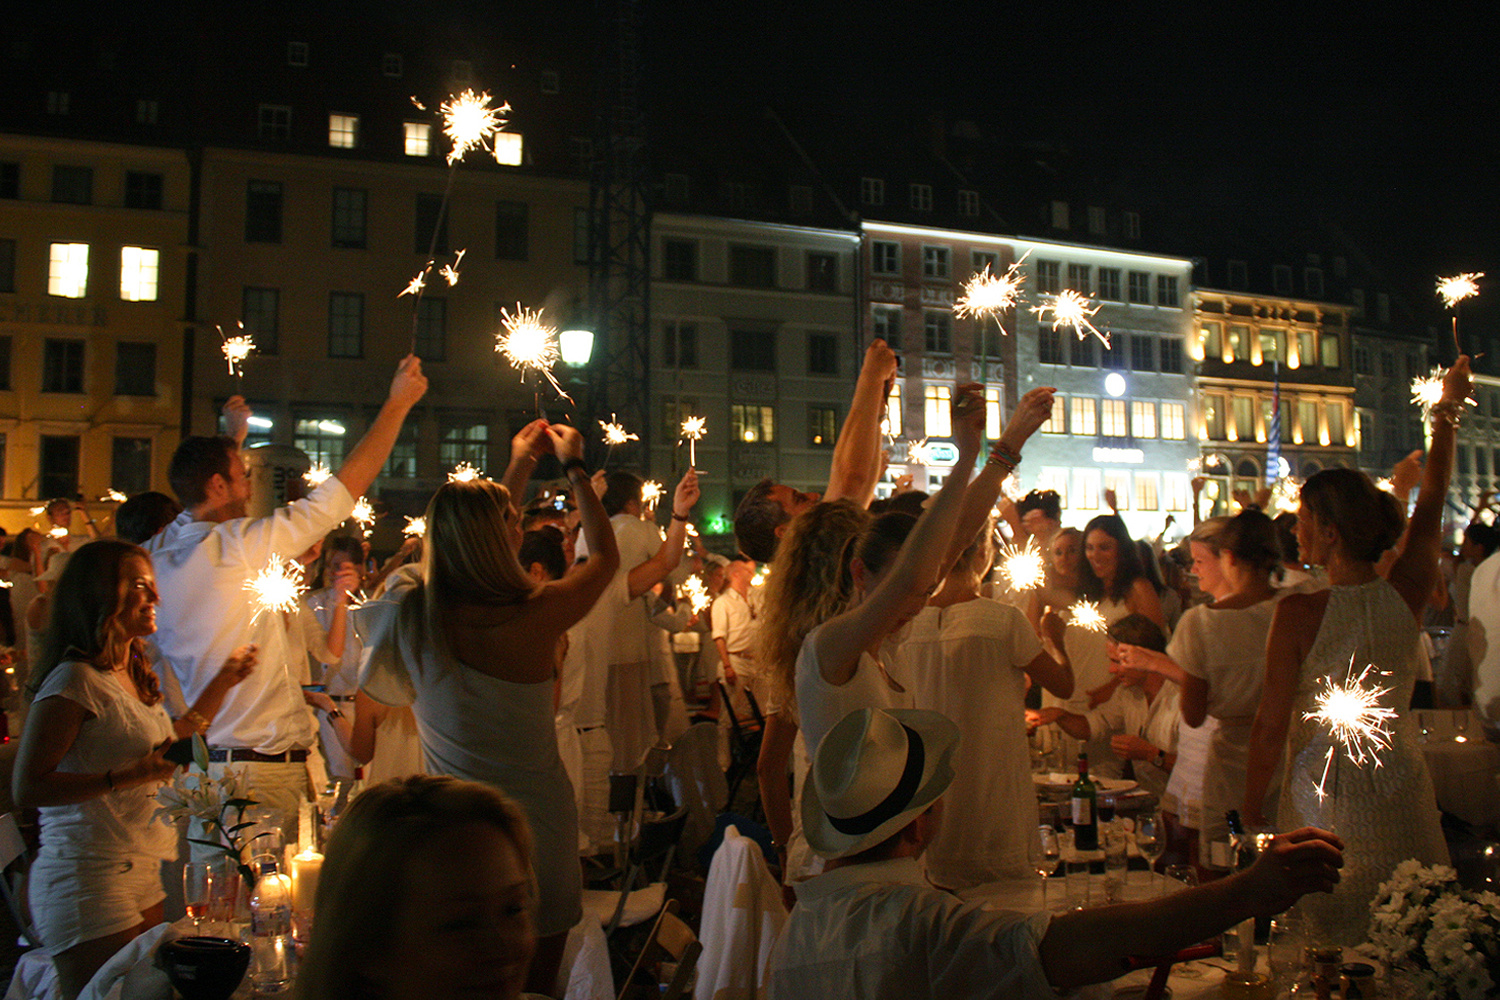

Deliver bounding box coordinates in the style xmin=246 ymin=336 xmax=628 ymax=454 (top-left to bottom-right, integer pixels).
xmin=1 ymin=811 xmax=39 ymax=948
xmin=717 ymin=682 xmax=764 ymax=808
xmin=616 ymin=899 xmax=702 ymax=1000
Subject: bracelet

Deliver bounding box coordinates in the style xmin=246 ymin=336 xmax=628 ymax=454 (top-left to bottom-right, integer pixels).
xmin=562 ymin=457 xmax=588 ymax=476
xmin=671 ymin=512 xmax=689 ymax=522
xmin=985 ymin=452 xmax=1016 ymax=472
xmin=326 ymin=708 xmax=344 ymax=720
xmin=1430 ymin=400 xmax=1465 ymax=429
xmin=989 ymin=443 xmax=1022 ymax=467
xmin=104 ymin=769 xmax=115 ymax=790
xmin=181 ymin=710 xmax=209 ymax=735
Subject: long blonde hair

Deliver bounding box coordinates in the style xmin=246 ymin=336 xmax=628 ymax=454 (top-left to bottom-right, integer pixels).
xmin=758 ymin=500 xmax=871 ymax=712
xmin=295 ymin=776 xmax=534 ymax=1000
xmin=400 ymin=479 xmax=538 ymax=654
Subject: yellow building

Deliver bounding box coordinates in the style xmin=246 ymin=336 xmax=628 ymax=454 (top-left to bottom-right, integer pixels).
xmin=0 ymin=134 xmax=189 ymax=533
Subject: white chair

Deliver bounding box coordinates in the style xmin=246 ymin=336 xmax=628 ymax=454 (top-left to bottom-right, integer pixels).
xmin=694 ymin=824 xmax=787 ymax=1000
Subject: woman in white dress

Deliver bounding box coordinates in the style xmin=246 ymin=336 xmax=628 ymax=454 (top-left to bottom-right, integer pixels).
xmin=1120 ymin=510 xmax=1282 ymax=865
xmin=356 ymin=421 xmax=627 ymax=994
xmin=905 ymin=521 xmax=1072 ymax=888
xmin=1243 ymin=360 xmax=1465 ymax=946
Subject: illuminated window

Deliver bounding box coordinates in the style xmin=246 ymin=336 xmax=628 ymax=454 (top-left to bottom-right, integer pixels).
xmin=985 ymin=387 xmax=1002 ymax=440
xmin=1298 ymin=401 xmax=1319 ymax=444
xmin=1041 ymin=395 xmax=1066 ymax=434
xmin=924 ymin=385 xmax=952 ymax=437
xmin=884 ymin=383 xmax=902 ymax=438
xmin=1131 ymin=400 xmax=1156 ymax=438
xmin=1201 ymin=321 xmax=1222 ymax=359
xmin=1135 ymin=474 xmax=1159 ymax=511
xmin=1160 ymin=403 xmax=1185 ymax=440
xmin=1105 ymin=471 xmax=1130 ymax=509
xmin=808 ymin=406 xmax=837 ymax=448
xmin=1229 ymin=324 xmax=1251 ymax=361
xmin=1320 ymin=333 xmax=1341 ymax=368
xmin=118 ymin=247 xmax=159 ymax=301
xmin=1071 ymin=397 xmax=1097 ymax=436
xmin=328 ymin=114 xmax=359 ymax=148
xmin=731 ymin=404 xmax=775 ymax=444
xmin=47 ymin=242 xmax=89 ymax=298
xmin=1326 ymin=402 xmax=1344 ymax=445
xmin=1101 ymin=399 xmax=1128 ymax=437
xmin=404 ymin=122 xmax=431 ymax=157
xmin=1203 ymin=393 xmax=1226 ymax=440
xmin=1164 ymin=474 xmax=1189 ymax=511
xmin=493 ymin=131 xmax=523 ymax=166
xmin=1074 ymin=469 xmax=1099 ymax=510
xmin=1258 ymin=329 xmax=1284 ymax=364
xmin=1232 ymin=397 xmax=1254 ymax=441
xmin=1296 ymin=329 xmax=1315 ymax=368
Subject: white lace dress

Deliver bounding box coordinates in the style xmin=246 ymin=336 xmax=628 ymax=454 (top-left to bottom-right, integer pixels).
xmin=1278 ymin=578 xmax=1448 ymax=946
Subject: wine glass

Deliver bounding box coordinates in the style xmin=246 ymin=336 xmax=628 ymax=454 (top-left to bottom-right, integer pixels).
xmin=183 ymin=861 xmax=214 ymax=933
xmin=1134 ymin=813 xmax=1162 ymax=892
xmin=1036 ymin=825 xmax=1061 ymax=909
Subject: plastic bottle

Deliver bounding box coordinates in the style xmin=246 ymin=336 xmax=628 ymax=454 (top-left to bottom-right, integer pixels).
xmin=248 ymin=861 xmax=294 ymax=992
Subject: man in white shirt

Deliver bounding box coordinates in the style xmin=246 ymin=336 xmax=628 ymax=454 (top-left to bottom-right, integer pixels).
xmin=770 ymin=707 xmax=1345 ymax=1000
xmin=711 ymin=556 xmax=760 ymax=705
xmin=148 ymin=356 xmax=426 ymax=839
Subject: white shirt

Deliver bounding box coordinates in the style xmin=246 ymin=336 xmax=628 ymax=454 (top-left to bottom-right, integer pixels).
xmin=146 ymin=477 xmax=354 ymax=752
xmin=610 ymin=513 xmax=663 ymax=666
xmin=1468 ymin=550 xmax=1500 ymax=729
xmin=563 ymin=571 xmax=631 ymax=729
xmin=1082 ymin=679 xmax=1180 ymax=799
xmin=711 ymin=587 xmax=758 ymax=677
xmin=769 ymin=857 xmax=1054 ymax=1000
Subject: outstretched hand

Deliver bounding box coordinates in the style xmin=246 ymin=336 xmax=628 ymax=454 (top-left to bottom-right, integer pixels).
xmin=547 ymin=423 xmax=584 ymax=464
xmin=673 ymin=468 xmax=700 ymax=518
xmin=999 ymin=387 xmax=1057 ymax=453
xmin=1240 ymin=827 xmax=1344 ymax=915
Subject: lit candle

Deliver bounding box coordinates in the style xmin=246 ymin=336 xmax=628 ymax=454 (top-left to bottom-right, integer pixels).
xmin=290 ymin=848 xmax=323 ymax=916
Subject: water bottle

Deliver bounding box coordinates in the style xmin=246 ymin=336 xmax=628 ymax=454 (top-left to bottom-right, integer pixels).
xmin=248 ymin=861 xmax=294 ymax=993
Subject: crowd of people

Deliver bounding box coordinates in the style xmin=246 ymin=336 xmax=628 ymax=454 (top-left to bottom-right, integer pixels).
xmin=1 ymin=342 xmax=1486 ymax=999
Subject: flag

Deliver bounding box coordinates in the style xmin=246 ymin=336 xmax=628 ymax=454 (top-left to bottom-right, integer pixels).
xmin=1266 ymin=360 xmax=1282 ymax=486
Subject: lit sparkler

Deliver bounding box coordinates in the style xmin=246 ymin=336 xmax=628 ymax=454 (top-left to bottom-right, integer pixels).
xmin=1068 ymin=600 xmax=1108 ymax=633
xmin=599 ymin=416 xmax=638 ymax=447
xmin=245 ymin=556 xmax=308 ymax=623
xmin=220 ymin=323 xmax=254 ymax=378
xmin=1031 ymin=289 xmax=1109 ymax=348
xmin=0 ymin=579 xmax=11 ymax=589
xmin=439 ymin=89 xmax=511 ymax=166
xmin=1437 ymin=272 xmax=1483 ymax=310
xmin=1409 ymin=367 xmax=1475 ymax=420
xmin=1375 ymin=476 xmax=1395 ymax=493
xmin=100 ymin=489 xmax=128 ymax=503
xmin=906 ymin=438 xmax=934 ymax=466
xmin=27 ymin=505 xmax=44 ymax=517
xmin=398 ymin=267 xmax=428 ymax=298
xmin=1303 ymin=655 xmax=1397 ymax=804
xmin=350 ymin=498 xmax=376 ymax=536
xmin=682 ymin=575 xmax=712 ymax=614
xmin=953 ymin=257 xmax=1028 ymax=327
xmin=47 ymin=527 xmax=68 ymax=539
xmin=438 ymin=248 xmax=466 ymax=287
xmin=448 ymin=462 xmax=483 ymax=483
xmin=641 ymin=480 xmax=663 ymax=512
xmin=999 ymin=537 xmax=1047 ymax=592
xmin=402 ymin=516 xmax=427 ymax=538
xmin=680 ymin=415 xmax=706 ymax=467
xmin=496 ymin=305 xmax=571 ymax=407
xmin=304 ymin=464 xmax=332 ymax=487
xmin=1269 ymin=477 xmax=1302 ymax=514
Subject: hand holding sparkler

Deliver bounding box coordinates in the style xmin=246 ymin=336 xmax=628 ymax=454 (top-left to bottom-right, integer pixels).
xmin=388 ymin=354 xmax=429 ymax=411
xmin=671 ymin=468 xmax=701 ymax=521
xmin=221 ymin=395 xmax=251 ymax=448
xmin=210 ymin=644 xmax=258 ymax=690
xmin=997 ymin=386 xmax=1057 ymax=457
xmin=546 ymin=422 xmax=585 ymax=467
xmin=950 ymin=382 xmax=987 ymax=460
xmin=331 ymin=563 xmax=362 ymax=606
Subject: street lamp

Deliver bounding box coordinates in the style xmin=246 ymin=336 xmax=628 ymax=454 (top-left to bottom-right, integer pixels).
xmin=559 ymin=328 xmax=594 ymax=366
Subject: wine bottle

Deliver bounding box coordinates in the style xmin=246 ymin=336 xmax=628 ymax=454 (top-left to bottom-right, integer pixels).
xmin=1071 ymin=752 xmax=1098 ymax=851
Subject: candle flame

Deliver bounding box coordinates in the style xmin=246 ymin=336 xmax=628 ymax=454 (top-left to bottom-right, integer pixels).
xmin=1437 ymin=272 xmax=1483 ymax=309
xmin=1068 ymin=600 xmax=1108 ymax=633
xmin=1304 ymin=655 xmax=1397 ymax=802
xmin=1031 ymin=290 xmax=1109 ymax=347
xmin=448 ymin=462 xmax=483 ymax=483
xmin=999 ymin=537 xmax=1047 ymax=592
xmin=245 ymin=556 xmax=308 ymax=622
xmin=402 ymin=516 xmax=426 ymax=538
xmin=440 ymin=89 xmax=511 ymax=166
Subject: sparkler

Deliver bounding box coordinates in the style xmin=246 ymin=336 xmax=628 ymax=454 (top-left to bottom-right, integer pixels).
xmin=27 ymin=505 xmax=44 ymax=517
xmin=350 ymin=498 xmax=376 ymax=537
xmin=1409 ymin=366 xmax=1475 ymax=420
xmin=1375 ymin=476 xmax=1395 ymax=493
xmin=245 ymin=556 xmax=308 ymax=623
xmin=599 ymin=416 xmax=638 ymax=447
xmin=1068 ymin=600 xmax=1108 ymax=633
xmin=953 ymin=256 xmax=1029 ymax=329
xmin=47 ymin=527 xmax=68 ymax=539
xmin=496 ymin=305 xmax=571 ymax=410
xmin=304 ymin=464 xmax=332 ymax=488
xmin=402 ymin=516 xmax=426 ymax=538
xmin=1304 ymin=655 xmax=1397 ymax=806
xmin=680 ymin=415 xmax=706 ymax=467
xmin=1031 ymin=290 xmax=1109 ymax=348
xmin=448 ymin=462 xmax=483 ymax=483
xmin=1437 ymin=272 xmax=1483 ymax=355
xmin=100 ymin=489 xmax=128 ymax=503
xmin=0 ymin=579 xmax=11 ymax=589
xmin=438 ymin=89 xmax=511 ymax=166
xmin=681 ymin=575 xmax=712 ymax=615
xmin=641 ymin=480 xmax=663 ymax=513
xmin=998 ymin=537 xmax=1047 ymax=592
xmin=906 ymin=438 xmax=934 ymax=466
xmin=398 ymin=268 xmax=428 ymax=299
xmin=219 ymin=323 xmax=254 ymax=378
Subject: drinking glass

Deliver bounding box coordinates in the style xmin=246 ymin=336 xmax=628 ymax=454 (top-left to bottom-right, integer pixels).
xmin=1164 ymin=864 xmax=1198 ymax=891
xmin=1036 ymin=825 xmax=1061 ymax=909
xmin=1060 ymin=829 xmax=1090 ymax=908
xmin=1135 ymin=813 xmax=1163 ymax=893
xmin=1103 ymin=826 xmax=1129 ymax=903
xmin=1454 ymin=710 xmax=1471 ymax=742
xmin=183 ymin=861 xmax=214 ymax=933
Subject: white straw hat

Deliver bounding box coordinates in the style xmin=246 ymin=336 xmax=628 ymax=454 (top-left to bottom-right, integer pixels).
xmin=802 ymin=707 xmax=959 ymax=860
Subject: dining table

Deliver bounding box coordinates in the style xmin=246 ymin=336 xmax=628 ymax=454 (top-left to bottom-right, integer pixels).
xmin=1415 ymin=708 xmax=1500 ymax=828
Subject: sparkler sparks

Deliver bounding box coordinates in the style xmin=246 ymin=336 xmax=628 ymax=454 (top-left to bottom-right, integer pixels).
xmin=304 ymin=464 xmax=331 ymax=487
xmin=1031 ymin=290 xmax=1109 ymax=348
xmin=1408 ymin=367 xmax=1474 ymax=420
xmin=448 ymin=462 xmax=483 ymax=483
xmin=1303 ymin=656 xmax=1398 ymax=803
xmin=599 ymin=416 xmax=638 ymax=446
xmin=953 ymin=259 xmax=1028 ymax=325
xmin=1437 ymin=272 xmax=1483 ymax=309
xmin=998 ymin=538 xmax=1047 ymax=592
xmin=219 ymin=323 xmax=255 ymax=378
xmin=680 ymin=415 xmax=706 ymax=466
xmin=402 ymin=516 xmax=427 ymax=538
xmin=398 ymin=268 xmax=428 ymax=298
xmin=47 ymin=527 xmax=68 ymax=539
xmin=640 ymin=480 xmax=663 ymax=512
xmin=1068 ymin=600 xmax=1108 ymax=633
xmin=496 ymin=305 xmax=572 ymax=405
xmin=681 ymin=575 xmax=712 ymax=614
xmin=1269 ymin=477 xmax=1303 ymax=514
xmin=906 ymin=438 xmax=934 ymax=465
xmin=100 ymin=489 xmax=128 ymax=503
xmin=438 ymin=248 xmax=466 ymax=287
xmin=27 ymin=506 xmax=44 ymax=517
xmin=245 ymin=556 xmax=308 ymax=623
xmin=350 ymin=498 xmax=375 ymax=536
xmin=440 ymin=89 xmax=512 ymax=166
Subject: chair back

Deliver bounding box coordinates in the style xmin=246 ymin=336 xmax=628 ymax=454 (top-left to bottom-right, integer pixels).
xmin=616 ymin=899 xmax=702 ymax=1000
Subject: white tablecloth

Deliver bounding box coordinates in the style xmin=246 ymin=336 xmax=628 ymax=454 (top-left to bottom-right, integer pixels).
xmin=1415 ymin=710 xmax=1500 ymax=827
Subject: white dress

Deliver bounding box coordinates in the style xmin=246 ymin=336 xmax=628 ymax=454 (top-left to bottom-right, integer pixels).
xmin=1278 ymin=578 xmax=1448 ymax=946
xmin=902 ymin=597 xmax=1044 ymax=888
xmin=794 ymin=623 xmax=907 ymax=760
xmin=1053 ymin=597 xmax=1131 ymax=777
xmin=1170 ymin=599 xmax=1281 ymax=857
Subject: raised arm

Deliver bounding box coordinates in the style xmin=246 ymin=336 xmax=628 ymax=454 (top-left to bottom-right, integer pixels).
xmin=1390 ymin=357 xmax=1469 ymax=616
xmin=814 ymin=384 xmax=984 ymax=685
xmin=223 ymin=395 xmax=251 ymax=449
xmin=825 ymin=339 xmax=898 ymax=505
xmin=500 ymin=419 xmax=551 ymax=502
xmin=334 ymin=355 xmax=428 ymax=500
xmin=627 ymin=469 xmax=700 ymax=599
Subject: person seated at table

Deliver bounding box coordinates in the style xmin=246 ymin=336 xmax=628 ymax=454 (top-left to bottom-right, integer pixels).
xmin=296 ymin=775 xmax=536 ymax=1000
xmin=1026 ymin=614 xmax=1179 ymax=798
xmin=769 ymin=707 xmax=1344 ymax=1000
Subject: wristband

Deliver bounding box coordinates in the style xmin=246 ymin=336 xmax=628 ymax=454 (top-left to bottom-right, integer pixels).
xmin=562 ymin=458 xmax=588 ymax=476
xmin=989 ymin=443 xmax=1022 ymax=467
xmin=671 ymin=512 xmax=689 ymax=522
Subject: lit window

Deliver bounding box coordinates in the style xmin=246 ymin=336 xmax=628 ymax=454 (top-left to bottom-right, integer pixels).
xmin=1074 ymin=469 xmax=1099 ymax=509
xmin=731 ymin=404 xmax=775 ymax=444
xmin=1203 ymin=393 xmax=1226 ymax=440
xmin=328 ymin=114 xmax=359 ymax=148
xmin=1131 ymin=400 xmax=1156 ymax=438
xmin=985 ymin=387 xmax=1002 ymax=440
xmin=404 ymin=122 xmax=431 ymax=157
xmin=1041 ymin=395 xmax=1066 ymax=434
xmin=809 ymin=406 xmax=837 ymax=447
xmin=119 ymin=247 xmax=159 ymax=302
xmin=1160 ymin=403 xmax=1185 ymax=440
xmin=1071 ymin=397 xmax=1096 ymax=436
xmin=1164 ymin=474 xmax=1189 ymax=511
xmin=493 ymin=131 xmax=523 ymax=166
xmin=48 ymin=243 xmax=89 ymax=298
xmin=1105 ymin=471 xmax=1130 ymax=509
xmin=884 ymin=383 xmax=902 ymax=438
xmin=1135 ymin=474 xmax=1159 ymax=511
xmin=1101 ymin=399 xmax=1128 ymax=437
xmin=924 ymin=385 xmax=952 ymax=438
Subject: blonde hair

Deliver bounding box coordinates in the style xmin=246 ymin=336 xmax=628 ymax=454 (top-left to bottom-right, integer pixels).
xmin=295 ymin=776 xmax=534 ymax=1000
xmin=758 ymin=500 xmax=871 ymax=712
xmin=400 ymin=479 xmax=538 ymax=655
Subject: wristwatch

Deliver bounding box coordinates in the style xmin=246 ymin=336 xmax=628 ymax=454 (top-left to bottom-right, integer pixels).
xmin=1152 ymin=748 xmax=1166 ymax=768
